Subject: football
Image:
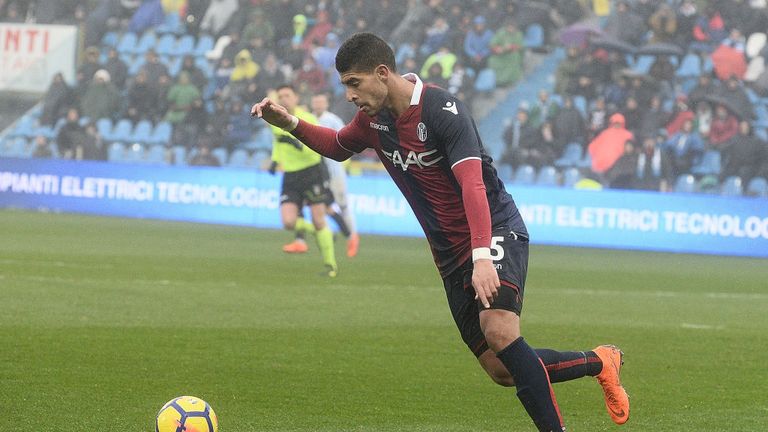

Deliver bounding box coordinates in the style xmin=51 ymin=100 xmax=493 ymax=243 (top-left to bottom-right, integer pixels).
xmin=156 ymin=396 xmax=218 ymax=432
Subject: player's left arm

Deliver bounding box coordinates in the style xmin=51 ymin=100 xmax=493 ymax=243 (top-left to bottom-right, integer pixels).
xmin=432 ymin=93 xmax=499 ymax=308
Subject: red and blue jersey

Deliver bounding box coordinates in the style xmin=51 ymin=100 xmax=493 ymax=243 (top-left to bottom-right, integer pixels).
xmin=292 ymin=74 xmax=527 ymax=277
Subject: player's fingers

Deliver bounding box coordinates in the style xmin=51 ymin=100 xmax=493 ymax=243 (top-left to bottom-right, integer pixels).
xmin=476 ymin=285 xmax=491 ymax=309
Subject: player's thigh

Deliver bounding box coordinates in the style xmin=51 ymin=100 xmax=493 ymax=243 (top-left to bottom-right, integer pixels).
xmin=479 ymin=309 xmax=521 ymax=353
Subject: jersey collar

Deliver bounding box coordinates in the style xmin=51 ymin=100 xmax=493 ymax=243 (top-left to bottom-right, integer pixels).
xmin=402 ymin=73 xmax=423 ymax=105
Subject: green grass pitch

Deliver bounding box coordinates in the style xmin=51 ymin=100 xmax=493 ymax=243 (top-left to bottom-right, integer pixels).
xmin=1 ymin=209 xmax=766 ymax=431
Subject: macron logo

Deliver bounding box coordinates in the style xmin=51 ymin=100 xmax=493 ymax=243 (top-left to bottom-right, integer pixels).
xmin=442 ymin=101 xmax=458 ymax=115
xmin=369 ymin=122 xmax=390 ymax=131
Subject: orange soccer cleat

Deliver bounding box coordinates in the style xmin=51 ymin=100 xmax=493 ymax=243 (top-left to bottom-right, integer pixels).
xmin=593 ymin=344 xmax=630 ymax=425
xmin=346 ymin=233 xmax=360 ymax=257
xmin=282 ymin=239 xmax=308 ymax=253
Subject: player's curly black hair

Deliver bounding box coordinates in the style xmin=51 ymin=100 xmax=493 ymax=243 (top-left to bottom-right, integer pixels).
xmin=335 ymin=32 xmax=396 ymax=74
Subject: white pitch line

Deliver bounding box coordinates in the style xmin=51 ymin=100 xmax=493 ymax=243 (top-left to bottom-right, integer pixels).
xmin=546 ymin=288 xmax=768 ymax=301
xmin=681 ymin=323 xmax=726 ymax=330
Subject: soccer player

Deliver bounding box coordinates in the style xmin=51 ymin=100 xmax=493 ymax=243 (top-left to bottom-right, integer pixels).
xmin=252 ymin=33 xmax=629 ymax=430
xmin=310 ymin=93 xmax=360 ymax=258
xmin=269 ymin=84 xmax=338 ymax=277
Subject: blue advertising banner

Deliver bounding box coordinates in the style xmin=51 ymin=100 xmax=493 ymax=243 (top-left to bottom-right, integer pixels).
xmin=1 ymin=158 xmax=767 ymax=258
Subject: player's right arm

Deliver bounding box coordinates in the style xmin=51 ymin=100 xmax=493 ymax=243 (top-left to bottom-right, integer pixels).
xmin=251 ymin=98 xmax=367 ymax=161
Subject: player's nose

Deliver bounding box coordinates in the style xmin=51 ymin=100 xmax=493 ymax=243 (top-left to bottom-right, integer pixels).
xmin=345 ymin=88 xmax=357 ymax=103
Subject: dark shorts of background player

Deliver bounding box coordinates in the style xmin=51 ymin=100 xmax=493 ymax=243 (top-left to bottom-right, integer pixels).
xmin=442 ymin=227 xmax=529 ymax=357
xmin=280 ymin=163 xmax=332 ymax=206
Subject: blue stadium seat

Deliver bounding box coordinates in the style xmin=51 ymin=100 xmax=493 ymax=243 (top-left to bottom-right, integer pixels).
xmin=194 ymin=34 xmax=214 ymax=57
xmin=228 ymin=149 xmax=249 ymax=168
xmin=212 ymin=147 xmax=228 ymax=165
xmin=576 ymin=151 xmax=592 ymax=169
xmin=0 ymin=137 xmax=27 ymax=157
xmin=562 ymin=167 xmax=581 ymax=188
xmin=172 ymin=145 xmax=187 ymax=165
xmin=155 ymin=34 xmax=177 ymax=56
xmin=10 ymin=116 xmax=35 ymax=138
xmin=134 ymin=32 xmax=158 ymax=56
xmin=691 ymin=150 xmax=721 ymax=176
xmin=675 ymin=53 xmax=701 ymax=78
xmin=116 ymin=32 xmax=138 ymax=55
xmin=674 ymin=174 xmax=696 ymax=193
xmin=167 ymin=56 xmax=183 ymax=77
xmin=195 ymin=56 xmax=213 ymax=78
xmin=496 ymin=163 xmax=513 ymax=181
xmin=252 ymin=151 xmax=269 ymax=170
xmin=108 ymin=142 xmax=125 ymax=161
xmin=513 ymin=164 xmax=535 ymax=185
xmin=124 ymin=143 xmax=145 ymax=163
xmin=157 ymin=12 xmax=184 ymax=34
xmin=523 ymin=24 xmax=544 ymax=49
xmin=34 ymin=125 xmax=55 ymax=139
xmin=101 ymin=31 xmax=119 ymax=48
xmin=171 ymin=35 xmax=195 ymax=57
xmin=146 ymin=145 xmax=166 ymax=164
xmin=720 ymin=176 xmax=743 ymax=196
xmin=572 ymin=95 xmax=588 ymax=116
xmin=747 ymin=177 xmax=768 ymax=197
xmin=148 ymin=121 xmax=172 ymax=146
xmin=536 ymin=166 xmax=558 ymax=186
xmin=131 ymin=120 xmax=153 ymax=144
xmin=96 ymin=118 xmax=113 ymax=138
xmin=632 ymin=55 xmax=655 ymax=74
xmin=474 ymin=68 xmax=496 ymax=92
xmin=554 ymin=142 xmax=583 ymax=168
xmin=109 ymin=119 xmax=134 ymax=143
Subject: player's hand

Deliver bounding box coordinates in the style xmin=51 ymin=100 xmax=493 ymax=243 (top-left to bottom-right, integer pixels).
xmin=472 ymin=259 xmax=500 ymax=309
xmin=250 ymin=97 xmax=293 ymax=129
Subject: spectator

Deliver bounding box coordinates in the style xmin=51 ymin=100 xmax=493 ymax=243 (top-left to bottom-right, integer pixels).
xmin=180 ymin=55 xmax=208 ymax=91
xmin=695 ymin=100 xmax=713 ymax=138
xmin=638 ymin=95 xmax=670 ymax=142
xmin=77 ymin=46 xmax=102 ymax=89
xmin=637 ymin=134 xmax=672 ymax=191
xmin=165 ymin=71 xmax=202 ymax=128
xmin=224 ymin=100 xmax=253 ymax=152
xmin=80 ymin=70 xmax=121 ymax=121
xmin=620 ymin=96 xmax=643 ymax=137
xmin=302 ymin=9 xmax=333 ymax=51
xmin=156 ymin=73 xmax=174 ymax=120
xmin=219 ymin=31 xmax=242 ymax=67
xmin=648 ymin=55 xmax=675 ymax=94
xmin=690 ymin=5 xmax=727 ymax=53
xmin=675 ymin=0 xmax=698 ymax=48
xmin=139 ymin=50 xmax=170 ymax=90
xmin=241 ymin=8 xmax=274 ymax=49
xmin=313 ymin=32 xmax=340 ymax=71
xmin=606 ymin=140 xmax=639 ymax=189
xmin=228 ymin=49 xmax=259 ymax=96
xmin=666 ymin=94 xmax=695 ymax=137
xmin=80 ymin=122 xmax=107 ymax=161
xmin=551 ymin=96 xmax=586 ymax=152
xmin=175 ymin=97 xmax=208 ymax=149
xmin=126 ymin=70 xmax=159 ymax=123
xmin=604 ymin=0 xmax=646 ymax=46
xmin=200 ymin=0 xmax=238 ymax=37
xmin=420 ymin=46 xmax=457 ymax=80
xmin=604 ymin=75 xmax=630 ymax=109
xmin=501 ymin=105 xmax=540 ymax=167
xmin=256 ymin=54 xmax=286 ymax=93
xmin=588 ymin=113 xmax=634 ymax=175
xmin=56 ymin=107 xmax=87 ymax=159
xmin=720 ymin=121 xmax=766 ymax=183
xmin=488 ymin=19 xmax=524 ymax=87
xmin=464 ymin=15 xmax=493 ymax=71
xmin=689 ymin=74 xmax=720 ymax=104
xmin=555 ymin=47 xmax=581 ymax=95
xmin=528 ymin=89 xmax=559 ymax=128
xmin=648 ymin=3 xmax=677 ymax=44
xmin=39 ymin=72 xmax=73 ymax=126
xmin=717 ymin=76 xmax=754 ymax=120
xmin=663 ymin=118 xmax=704 ymax=179
xmin=587 ymin=96 xmax=608 ymax=141
xmin=244 ymin=34 xmax=271 ymax=65
xmin=294 ymin=56 xmax=327 ymax=95
xmin=446 ymin=62 xmax=473 ymax=102
xmin=31 ymin=135 xmax=54 ymax=159
xmin=708 ymin=104 xmax=739 ymax=147
xmin=104 ymin=48 xmax=128 ymax=90
xmin=190 ymin=144 xmax=221 ymax=167
xmin=424 ymin=62 xmax=450 ymax=89
xmin=128 ymin=0 xmax=164 ymax=34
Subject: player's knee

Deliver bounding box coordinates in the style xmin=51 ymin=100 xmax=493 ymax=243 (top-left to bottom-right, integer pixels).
xmin=483 ymin=328 xmax=520 ymax=353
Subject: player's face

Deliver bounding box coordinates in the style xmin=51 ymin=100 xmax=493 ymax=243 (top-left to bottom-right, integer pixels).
xmin=277 ymin=88 xmax=298 ymax=112
xmin=340 ymin=68 xmax=389 ymax=117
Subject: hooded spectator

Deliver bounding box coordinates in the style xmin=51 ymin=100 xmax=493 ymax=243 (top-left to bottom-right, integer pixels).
xmin=464 ymin=15 xmax=494 ymax=71
xmin=80 ymin=70 xmax=121 ymax=121
xmin=663 ymin=118 xmax=704 ymax=179
xmin=588 ymin=113 xmax=634 ymax=174
xmin=709 ymin=104 xmax=739 ymax=146
xmin=488 ymin=19 xmax=524 ymax=86
xmin=200 ymin=0 xmax=238 ymax=37
xmin=40 ymin=73 xmax=73 ymax=126
xmin=720 ymin=121 xmax=766 ymax=183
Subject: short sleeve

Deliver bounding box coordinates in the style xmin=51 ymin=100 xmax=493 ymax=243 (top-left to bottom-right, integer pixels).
xmin=428 ymin=90 xmax=482 ymax=168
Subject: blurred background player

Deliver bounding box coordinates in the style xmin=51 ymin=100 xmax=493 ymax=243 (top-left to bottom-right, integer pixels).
xmin=311 ymin=93 xmax=360 ymax=257
xmin=268 ymin=85 xmax=338 ymax=277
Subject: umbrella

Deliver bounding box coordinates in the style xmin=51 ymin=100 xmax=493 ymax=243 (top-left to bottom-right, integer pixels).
xmin=559 ymin=23 xmax=603 ymax=47
xmin=590 ymin=36 xmax=637 ymax=54
xmin=699 ymin=93 xmax=751 ymax=120
xmin=635 ymin=42 xmax=684 ymax=57
xmin=711 ymin=45 xmax=747 ymax=80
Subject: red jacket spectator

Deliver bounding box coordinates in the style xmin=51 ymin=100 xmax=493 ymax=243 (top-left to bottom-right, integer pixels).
xmin=708 ymin=105 xmax=739 ymax=146
xmin=588 ymin=113 xmax=634 ymax=174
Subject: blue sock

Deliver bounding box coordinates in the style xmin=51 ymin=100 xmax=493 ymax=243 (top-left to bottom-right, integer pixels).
xmin=497 ymin=337 xmax=565 ymax=432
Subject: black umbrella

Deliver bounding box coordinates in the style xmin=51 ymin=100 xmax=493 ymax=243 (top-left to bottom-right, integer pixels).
xmin=699 ymin=94 xmax=751 ymax=120
xmin=635 ymin=42 xmax=684 ymax=57
xmin=590 ymin=36 xmax=637 ymax=54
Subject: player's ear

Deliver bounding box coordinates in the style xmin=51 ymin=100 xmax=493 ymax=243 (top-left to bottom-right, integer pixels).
xmin=375 ymin=64 xmax=390 ymax=82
